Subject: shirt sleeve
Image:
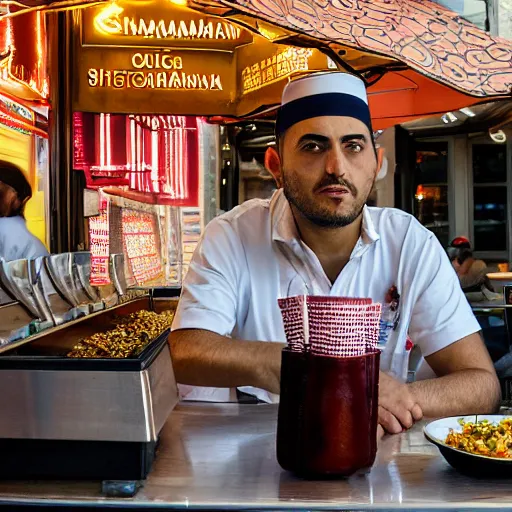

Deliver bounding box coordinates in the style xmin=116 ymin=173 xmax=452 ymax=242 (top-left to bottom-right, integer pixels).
xmin=171 ymin=218 xmax=245 ymax=337
xmin=408 ymin=235 xmax=481 ymax=358
xmin=23 ymin=237 xmax=49 ymax=260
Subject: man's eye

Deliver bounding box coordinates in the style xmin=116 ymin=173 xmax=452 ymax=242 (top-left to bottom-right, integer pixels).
xmin=345 ymin=142 xmax=363 ymax=153
xmin=301 ymin=142 xmax=324 ymax=153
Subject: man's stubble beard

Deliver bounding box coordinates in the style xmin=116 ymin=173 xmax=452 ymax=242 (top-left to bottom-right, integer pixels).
xmin=282 ymin=170 xmax=373 ymax=229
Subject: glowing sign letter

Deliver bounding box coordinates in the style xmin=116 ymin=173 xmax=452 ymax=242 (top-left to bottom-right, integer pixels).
xmin=94 ymin=3 xmax=123 ymax=35
xmin=88 ymin=68 xmax=99 ymax=86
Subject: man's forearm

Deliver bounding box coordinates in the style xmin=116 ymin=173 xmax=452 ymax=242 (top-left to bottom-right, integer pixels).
xmin=409 ymin=369 xmax=501 ymax=418
xmin=169 ymin=329 xmax=285 ymax=393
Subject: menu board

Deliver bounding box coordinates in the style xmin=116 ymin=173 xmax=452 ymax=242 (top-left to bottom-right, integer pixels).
xmin=122 ymin=209 xmax=163 ymax=284
xmin=89 ymin=210 xmax=110 ymax=285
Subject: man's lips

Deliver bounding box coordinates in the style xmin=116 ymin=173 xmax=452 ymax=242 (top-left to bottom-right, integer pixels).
xmin=316 ymin=186 xmax=350 ymax=197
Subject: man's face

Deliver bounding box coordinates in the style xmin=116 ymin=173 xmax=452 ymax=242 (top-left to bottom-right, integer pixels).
xmin=0 ymin=182 xmax=21 ymax=217
xmin=278 ymin=116 xmax=378 ymax=228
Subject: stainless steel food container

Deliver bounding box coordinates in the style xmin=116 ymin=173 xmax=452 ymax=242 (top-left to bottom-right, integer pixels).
xmin=0 ymin=297 xmax=179 ymax=480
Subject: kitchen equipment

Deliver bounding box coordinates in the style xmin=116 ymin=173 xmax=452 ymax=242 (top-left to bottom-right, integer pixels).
xmin=0 ymin=299 xmax=36 ymax=345
xmin=0 ymin=251 xmax=127 ymax=351
xmin=0 ymin=259 xmax=53 ymax=333
xmin=45 ymin=252 xmax=90 ymax=317
xmin=0 ymin=297 xmax=179 ymax=480
xmin=30 ymin=256 xmax=76 ymax=326
xmin=72 ymin=251 xmax=104 ymax=312
xmin=111 ymin=253 xmax=128 ymax=296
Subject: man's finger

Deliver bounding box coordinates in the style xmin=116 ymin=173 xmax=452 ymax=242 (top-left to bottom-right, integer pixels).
xmin=411 ymin=403 xmax=423 ymax=421
xmin=377 ymin=424 xmax=385 ymax=440
xmin=378 ymin=406 xmax=402 ymax=434
xmin=395 ymin=409 xmax=414 ymax=429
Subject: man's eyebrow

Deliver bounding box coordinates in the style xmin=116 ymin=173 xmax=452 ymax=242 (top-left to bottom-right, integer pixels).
xmin=296 ymin=133 xmax=368 ymax=146
xmin=296 ymin=134 xmax=330 ymax=146
xmin=341 ymin=134 xmax=367 ymax=143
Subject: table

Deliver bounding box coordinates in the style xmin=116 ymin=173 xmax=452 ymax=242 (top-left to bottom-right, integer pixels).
xmin=470 ymin=300 xmax=512 ymax=312
xmin=1 ymin=403 xmax=512 ymax=510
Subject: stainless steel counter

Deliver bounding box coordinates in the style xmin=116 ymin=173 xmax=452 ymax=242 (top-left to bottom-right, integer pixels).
xmin=1 ymin=403 xmax=512 ymax=510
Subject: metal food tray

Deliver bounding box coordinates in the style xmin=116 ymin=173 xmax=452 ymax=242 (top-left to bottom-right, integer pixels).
xmin=0 ymin=329 xmax=170 ymax=372
xmin=0 ymin=296 xmax=176 ymax=362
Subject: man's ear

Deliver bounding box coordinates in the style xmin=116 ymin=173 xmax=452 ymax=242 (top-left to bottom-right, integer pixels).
xmin=265 ymin=147 xmax=283 ymax=188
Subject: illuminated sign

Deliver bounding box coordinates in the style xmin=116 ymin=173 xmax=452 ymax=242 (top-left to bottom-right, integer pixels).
xmin=0 ymin=93 xmax=34 ymax=122
xmin=94 ymin=3 xmax=242 ymax=41
xmin=87 ymin=51 xmax=223 ymax=91
xmin=241 ymin=47 xmax=313 ymax=94
xmin=0 ymin=10 xmax=48 ymax=100
xmin=83 ymin=0 xmax=253 ymax=50
xmin=130 ymin=115 xmax=198 ymax=131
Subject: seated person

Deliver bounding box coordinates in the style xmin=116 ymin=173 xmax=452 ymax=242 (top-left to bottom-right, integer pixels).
xmin=447 ymin=237 xmax=493 ymax=293
xmin=170 ymin=72 xmax=500 ymax=434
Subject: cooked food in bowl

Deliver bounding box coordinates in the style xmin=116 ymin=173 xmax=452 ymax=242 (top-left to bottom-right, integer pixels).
xmin=67 ymin=310 xmax=174 ymax=358
xmin=445 ymin=418 xmax=512 ymax=458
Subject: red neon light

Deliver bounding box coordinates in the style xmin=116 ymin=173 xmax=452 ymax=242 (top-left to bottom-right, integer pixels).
xmin=75 ymin=112 xmax=199 ymax=206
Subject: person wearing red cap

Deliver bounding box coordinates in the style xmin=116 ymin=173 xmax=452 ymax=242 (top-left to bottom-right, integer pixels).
xmin=447 ymin=237 xmax=491 ymax=292
xmin=0 ymin=161 xmax=48 ymax=261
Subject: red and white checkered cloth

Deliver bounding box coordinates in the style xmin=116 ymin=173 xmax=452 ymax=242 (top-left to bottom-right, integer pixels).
xmin=278 ymin=295 xmax=382 ymax=357
xmin=277 ymin=295 xmax=307 ymax=353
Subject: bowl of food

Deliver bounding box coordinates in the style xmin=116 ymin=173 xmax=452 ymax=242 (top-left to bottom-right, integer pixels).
xmin=424 ymin=415 xmax=512 ymax=477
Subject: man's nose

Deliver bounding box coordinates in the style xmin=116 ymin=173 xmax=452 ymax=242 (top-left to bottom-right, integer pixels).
xmin=325 ymin=147 xmax=345 ymax=177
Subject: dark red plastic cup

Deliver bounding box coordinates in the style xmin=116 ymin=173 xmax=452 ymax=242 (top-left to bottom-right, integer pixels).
xmin=277 ymin=348 xmax=380 ymax=477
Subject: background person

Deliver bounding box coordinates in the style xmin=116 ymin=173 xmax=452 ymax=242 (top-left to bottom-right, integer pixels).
xmin=0 ymin=161 xmax=48 ymax=261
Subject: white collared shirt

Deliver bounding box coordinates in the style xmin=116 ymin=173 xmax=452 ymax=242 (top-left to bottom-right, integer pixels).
xmin=172 ymin=190 xmax=480 ymax=403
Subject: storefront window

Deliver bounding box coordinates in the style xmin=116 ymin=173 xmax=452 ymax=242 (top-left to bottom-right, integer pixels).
xmin=473 ymin=144 xmax=507 ymax=183
xmin=472 ymin=144 xmax=507 ymax=253
xmin=413 ymin=141 xmax=450 ymax=247
xmin=473 ymin=187 xmax=507 ymax=251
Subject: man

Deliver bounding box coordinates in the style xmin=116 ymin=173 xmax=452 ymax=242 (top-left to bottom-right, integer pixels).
xmin=0 ymin=161 xmax=48 ymax=261
xmin=170 ymin=72 xmax=500 ymax=433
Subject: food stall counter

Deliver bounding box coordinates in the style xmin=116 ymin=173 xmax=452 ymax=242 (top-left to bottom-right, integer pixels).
xmin=0 ymin=403 xmax=511 ymax=510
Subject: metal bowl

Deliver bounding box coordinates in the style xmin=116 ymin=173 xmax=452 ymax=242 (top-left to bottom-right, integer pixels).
xmin=424 ymin=415 xmax=512 ymax=478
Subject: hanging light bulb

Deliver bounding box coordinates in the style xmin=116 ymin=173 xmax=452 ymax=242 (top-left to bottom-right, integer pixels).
xmin=460 ymin=107 xmax=476 ymax=117
xmin=441 ymin=112 xmax=458 ymax=124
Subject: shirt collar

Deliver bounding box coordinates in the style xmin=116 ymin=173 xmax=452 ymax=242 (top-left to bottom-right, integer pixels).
xmin=270 ymin=188 xmax=380 ymax=245
xmin=361 ymin=204 xmax=380 ymax=244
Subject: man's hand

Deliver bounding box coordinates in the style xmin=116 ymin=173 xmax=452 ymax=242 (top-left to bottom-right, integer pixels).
xmin=379 ymin=371 xmax=423 ymax=434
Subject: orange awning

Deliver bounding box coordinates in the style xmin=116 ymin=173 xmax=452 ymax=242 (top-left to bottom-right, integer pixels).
xmin=368 ymin=70 xmax=485 ymax=129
